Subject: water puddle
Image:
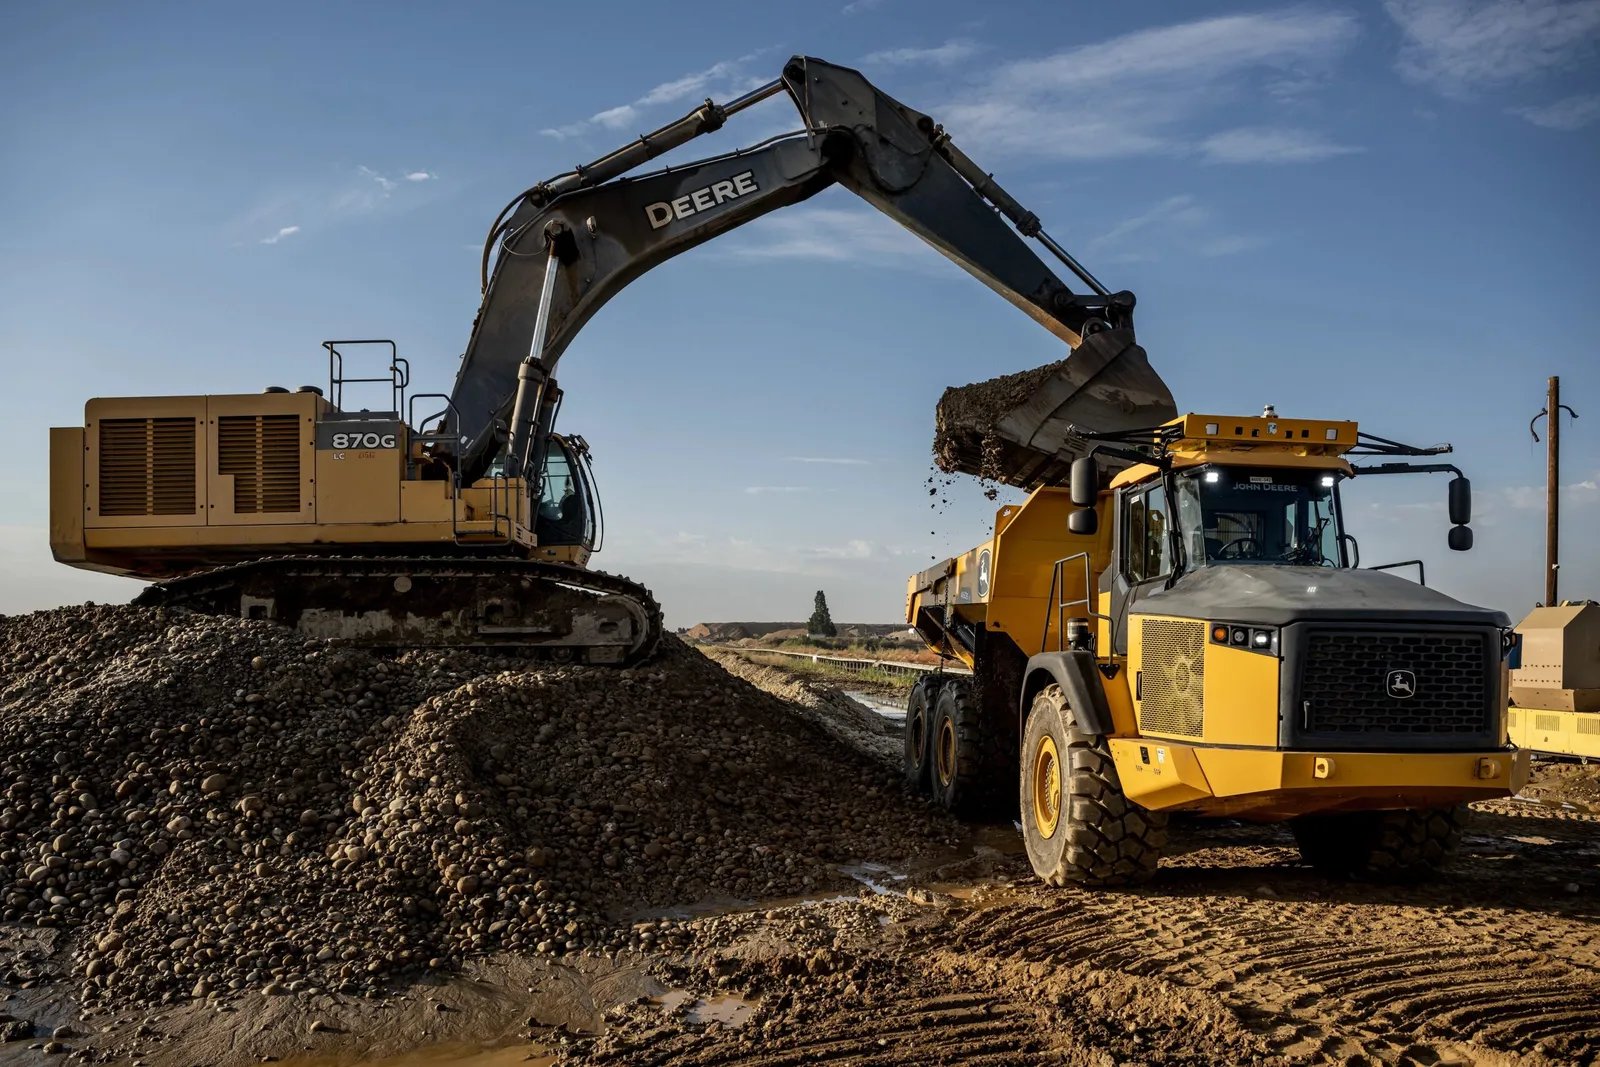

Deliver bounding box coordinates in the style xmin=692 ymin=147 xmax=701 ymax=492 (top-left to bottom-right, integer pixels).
xmin=623 ymin=825 xmax=1027 ymax=926
xmin=844 ymin=690 xmax=907 ymax=719
xmin=839 ymin=860 xmax=912 ymax=895
xmin=656 ymin=990 xmax=756 ymax=1029
xmin=277 ymin=1040 xmax=555 ymax=1066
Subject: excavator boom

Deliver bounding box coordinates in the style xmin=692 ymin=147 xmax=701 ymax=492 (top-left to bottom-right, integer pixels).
xmin=448 ymin=55 xmax=1174 ymax=484
xmin=50 ymin=53 xmax=1176 ymax=668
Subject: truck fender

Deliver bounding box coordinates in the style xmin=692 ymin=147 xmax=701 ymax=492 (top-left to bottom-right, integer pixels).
xmin=1020 ymin=651 xmax=1115 ymax=737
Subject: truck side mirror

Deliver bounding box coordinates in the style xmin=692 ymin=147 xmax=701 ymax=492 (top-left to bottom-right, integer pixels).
xmin=1069 ymin=457 xmax=1097 ymax=508
xmin=1447 ymin=525 xmax=1473 ymax=552
xmin=1067 ymin=507 xmax=1099 ymax=536
xmin=1448 ymin=476 xmax=1472 ymax=526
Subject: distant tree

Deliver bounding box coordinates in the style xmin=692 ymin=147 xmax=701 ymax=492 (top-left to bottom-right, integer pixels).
xmin=808 ymin=590 xmax=837 ymax=637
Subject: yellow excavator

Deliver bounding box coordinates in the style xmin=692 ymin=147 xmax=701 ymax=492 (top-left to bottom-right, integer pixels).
xmin=49 ymin=56 xmax=1168 ymax=664
xmin=906 ymin=399 xmax=1529 ymax=883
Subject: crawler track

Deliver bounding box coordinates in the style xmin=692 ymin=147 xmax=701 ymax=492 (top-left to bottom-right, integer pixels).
xmin=135 ymin=554 xmax=664 ymax=664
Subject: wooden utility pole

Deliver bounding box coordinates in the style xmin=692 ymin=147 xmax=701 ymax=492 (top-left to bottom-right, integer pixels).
xmin=1531 ymin=376 xmax=1579 ymax=606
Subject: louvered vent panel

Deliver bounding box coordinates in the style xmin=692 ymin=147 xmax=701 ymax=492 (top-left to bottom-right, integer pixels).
xmin=218 ymin=415 xmax=301 ymax=513
xmin=98 ymin=418 xmax=196 ymax=516
xmin=1578 ymin=717 xmax=1600 ymax=737
xmin=1535 ymin=713 xmax=1562 ymax=733
xmin=1139 ymin=618 xmax=1205 ymax=738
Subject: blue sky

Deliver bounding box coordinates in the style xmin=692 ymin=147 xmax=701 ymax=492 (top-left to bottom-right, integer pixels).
xmin=1 ymin=1 xmax=1596 ymax=626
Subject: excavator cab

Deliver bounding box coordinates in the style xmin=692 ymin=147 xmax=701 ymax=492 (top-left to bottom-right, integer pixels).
xmin=533 ymin=434 xmax=600 ymax=551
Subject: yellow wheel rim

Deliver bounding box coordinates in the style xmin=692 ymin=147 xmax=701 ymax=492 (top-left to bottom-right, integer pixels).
xmin=936 ymin=717 xmax=957 ymax=787
xmin=1033 ymin=734 xmax=1062 ymax=840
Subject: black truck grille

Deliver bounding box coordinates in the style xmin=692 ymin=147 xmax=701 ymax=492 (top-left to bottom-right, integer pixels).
xmin=1301 ymin=631 xmax=1490 ymax=735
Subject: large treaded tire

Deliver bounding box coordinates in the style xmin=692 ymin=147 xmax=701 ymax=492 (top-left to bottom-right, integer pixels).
xmin=903 ymin=675 xmax=940 ymax=795
xmin=1291 ymin=806 xmax=1471 ymax=882
xmin=928 ymin=678 xmax=1007 ymax=817
xmin=1020 ymin=683 xmax=1166 ymax=887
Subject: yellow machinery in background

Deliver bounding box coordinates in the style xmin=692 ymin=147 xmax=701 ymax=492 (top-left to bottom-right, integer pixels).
xmin=906 ymin=411 xmax=1527 ymax=885
xmin=1509 ymin=601 xmax=1600 ymax=759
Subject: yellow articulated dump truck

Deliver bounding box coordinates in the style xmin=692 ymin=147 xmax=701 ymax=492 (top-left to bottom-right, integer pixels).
xmin=907 ymin=411 xmax=1528 ymax=885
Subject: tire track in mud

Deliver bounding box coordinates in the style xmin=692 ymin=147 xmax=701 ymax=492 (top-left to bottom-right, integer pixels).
xmin=593 ymin=985 xmax=1061 ymax=1066
xmin=582 ymin=805 xmax=1598 ymax=1067
xmin=950 ymin=816 xmax=1600 ymax=1064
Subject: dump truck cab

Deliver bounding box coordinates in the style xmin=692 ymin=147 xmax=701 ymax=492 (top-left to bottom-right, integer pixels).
xmin=906 ymin=411 xmax=1527 ymax=885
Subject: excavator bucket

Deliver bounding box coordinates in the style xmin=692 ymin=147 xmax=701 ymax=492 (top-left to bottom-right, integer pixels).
xmin=932 ymin=329 xmax=1177 ymax=489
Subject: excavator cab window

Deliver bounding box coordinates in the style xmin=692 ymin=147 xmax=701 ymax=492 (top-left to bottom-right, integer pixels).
xmin=534 ymin=439 xmax=595 ymax=548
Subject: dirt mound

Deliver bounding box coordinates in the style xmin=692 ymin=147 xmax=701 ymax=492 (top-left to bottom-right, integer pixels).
xmin=1520 ymin=759 xmax=1600 ymax=808
xmin=702 ymin=649 xmax=898 ymax=767
xmin=0 ymin=605 xmax=958 ymax=1009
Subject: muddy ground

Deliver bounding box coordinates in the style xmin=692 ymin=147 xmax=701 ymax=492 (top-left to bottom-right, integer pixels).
xmin=0 ymin=670 xmax=1595 ymax=1066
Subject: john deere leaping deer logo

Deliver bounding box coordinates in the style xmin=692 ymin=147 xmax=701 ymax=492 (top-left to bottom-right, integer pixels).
xmin=1385 ymin=669 xmax=1417 ymax=700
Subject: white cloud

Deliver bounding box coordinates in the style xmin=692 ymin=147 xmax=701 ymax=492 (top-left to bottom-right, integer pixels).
xmin=942 ymin=10 xmax=1361 ymax=161
xmin=259 ymin=225 xmax=299 ymax=245
xmin=1502 ymin=475 xmax=1599 ymax=510
xmin=357 ymin=165 xmax=395 ymax=192
xmin=231 ymin=163 xmax=439 ymax=246
xmin=842 ymin=0 xmax=888 ymax=14
xmin=803 ymin=539 xmax=878 ymax=560
xmin=787 ymin=456 xmax=871 ymax=465
xmin=1201 ymin=126 xmax=1365 ymax=163
xmin=1088 ymin=196 xmax=1207 ymax=252
xmin=1385 ymin=0 xmax=1600 ymax=98
xmin=1509 ymin=91 xmax=1600 ymax=127
xmin=1088 ymin=195 xmax=1269 ymax=261
xmin=541 ymin=54 xmax=764 ymax=140
xmin=724 ymin=205 xmax=942 ymax=269
xmin=743 ymin=486 xmax=812 ymax=495
xmin=861 ymin=41 xmax=979 ymax=66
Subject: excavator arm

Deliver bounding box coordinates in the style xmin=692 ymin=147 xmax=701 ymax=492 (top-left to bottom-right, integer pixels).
xmin=448 ymin=55 xmax=1170 ymax=485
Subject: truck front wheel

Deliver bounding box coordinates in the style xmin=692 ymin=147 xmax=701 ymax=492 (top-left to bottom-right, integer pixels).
xmin=1291 ymin=806 xmax=1470 ymax=881
xmin=1020 ymin=683 xmax=1166 ymax=886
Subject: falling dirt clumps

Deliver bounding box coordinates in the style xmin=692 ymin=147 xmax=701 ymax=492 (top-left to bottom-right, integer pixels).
xmin=0 ymin=605 xmax=958 ymax=1010
xmin=932 ymin=358 xmax=1069 ymax=480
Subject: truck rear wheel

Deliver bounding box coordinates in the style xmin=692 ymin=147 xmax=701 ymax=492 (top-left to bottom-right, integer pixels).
xmin=903 ymin=675 xmax=939 ymax=794
xmin=1021 ymin=683 xmax=1166 ymax=886
xmin=929 ymin=678 xmax=1005 ymax=816
xmin=1291 ymin=806 xmax=1471 ymax=882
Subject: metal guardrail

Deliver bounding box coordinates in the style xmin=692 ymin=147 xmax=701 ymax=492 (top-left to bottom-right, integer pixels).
xmin=702 ymin=645 xmax=972 ymax=678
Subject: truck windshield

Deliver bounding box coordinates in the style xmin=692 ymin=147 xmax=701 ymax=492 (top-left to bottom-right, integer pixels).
xmin=1174 ymin=468 xmax=1341 ymax=567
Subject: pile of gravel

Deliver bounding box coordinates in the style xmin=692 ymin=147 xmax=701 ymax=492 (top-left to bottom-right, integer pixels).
xmin=0 ymin=605 xmax=959 ymax=1008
